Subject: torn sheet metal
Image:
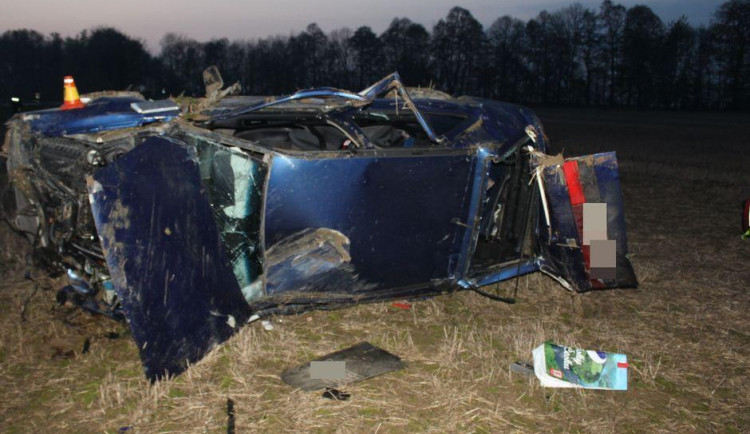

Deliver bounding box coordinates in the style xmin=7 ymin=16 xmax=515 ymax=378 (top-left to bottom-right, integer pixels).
xmin=87 ymin=136 xmax=252 ymax=380
xmin=537 ymin=152 xmax=637 ymax=291
xmin=264 ymin=228 xmax=369 ymax=294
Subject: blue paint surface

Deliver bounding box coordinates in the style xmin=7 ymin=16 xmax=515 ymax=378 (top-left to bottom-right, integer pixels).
xmin=88 ymin=136 xmax=251 ymax=380
xmin=264 ymin=151 xmax=477 ymax=291
xmin=26 ymin=97 xmax=178 ymax=136
xmin=455 ymin=148 xmax=493 ymax=278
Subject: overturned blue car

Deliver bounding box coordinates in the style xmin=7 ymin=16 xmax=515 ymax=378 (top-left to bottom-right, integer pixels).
xmin=2 ymin=72 xmax=636 ymax=380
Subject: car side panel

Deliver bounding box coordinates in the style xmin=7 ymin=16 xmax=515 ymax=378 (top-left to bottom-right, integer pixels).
xmin=263 ymin=152 xmax=477 ymax=293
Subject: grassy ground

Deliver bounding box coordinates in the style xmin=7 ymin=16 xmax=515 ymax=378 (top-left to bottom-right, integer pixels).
xmin=1 ymin=109 xmax=749 ymax=432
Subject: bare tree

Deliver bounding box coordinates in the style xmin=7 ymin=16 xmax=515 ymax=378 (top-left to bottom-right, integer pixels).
xmin=622 ymin=5 xmax=665 ymax=107
xmin=0 ymin=1 xmax=746 ymax=112
xmin=431 ymin=7 xmax=486 ymax=95
xmin=599 ymin=0 xmax=626 ymax=106
xmin=487 ymin=16 xmax=527 ymax=102
xmin=349 ymin=26 xmax=384 ymax=89
xmin=712 ymin=0 xmax=750 ymax=108
xmin=381 ymin=18 xmax=431 ymax=86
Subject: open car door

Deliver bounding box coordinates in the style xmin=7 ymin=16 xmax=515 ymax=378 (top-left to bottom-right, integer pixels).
xmin=535 ymin=151 xmax=637 ymax=292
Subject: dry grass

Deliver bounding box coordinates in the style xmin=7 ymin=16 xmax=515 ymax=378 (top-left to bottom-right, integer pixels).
xmin=1 ymin=109 xmax=749 ymax=432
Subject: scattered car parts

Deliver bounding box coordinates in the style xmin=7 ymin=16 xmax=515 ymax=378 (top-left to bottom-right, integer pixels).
xmin=1 ymin=70 xmax=637 ymax=380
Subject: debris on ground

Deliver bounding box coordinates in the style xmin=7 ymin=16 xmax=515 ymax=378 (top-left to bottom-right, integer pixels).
xmin=532 ymin=342 xmax=628 ymax=390
xmin=510 ymin=361 xmax=535 ymax=377
xmin=742 ymin=198 xmax=749 ymax=239
xmin=281 ymin=342 xmax=405 ymax=391
xmin=226 ymin=398 xmax=235 ymax=434
xmin=322 ymin=388 xmax=351 ymax=401
xmin=390 ymin=301 xmax=412 ymax=310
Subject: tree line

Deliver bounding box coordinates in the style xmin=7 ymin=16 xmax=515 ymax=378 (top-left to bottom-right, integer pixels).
xmin=1 ymin=0 xmax=748 ymax=110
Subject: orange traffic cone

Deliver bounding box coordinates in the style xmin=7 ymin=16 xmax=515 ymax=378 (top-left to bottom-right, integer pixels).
xmin=60 ymin=76 xmax=85 ymax=110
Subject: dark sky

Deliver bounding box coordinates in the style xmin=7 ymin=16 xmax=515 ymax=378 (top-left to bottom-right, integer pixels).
xmin=0 ymin=0 xmax=727 ymax=53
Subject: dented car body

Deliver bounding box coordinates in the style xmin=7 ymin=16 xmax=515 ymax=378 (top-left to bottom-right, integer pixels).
xmin=2 ymin=73 xmax=636 ymax=380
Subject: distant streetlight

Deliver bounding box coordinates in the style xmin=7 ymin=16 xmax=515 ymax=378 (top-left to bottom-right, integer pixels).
xmin=10 ymin=96 xmax=22 ymax=113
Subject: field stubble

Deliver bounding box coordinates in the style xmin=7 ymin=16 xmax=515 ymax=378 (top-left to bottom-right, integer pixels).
xmin=0 ymin=109 xmax=748 ymax=432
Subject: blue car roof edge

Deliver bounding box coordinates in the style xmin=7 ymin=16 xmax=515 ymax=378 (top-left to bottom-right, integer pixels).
xmin=210 ymin=88 xmax=368 ymax=121
xmin=358 ymin=72 xmax=401 ymax=98
xmin=358 ymin=72 xmax=444 ymax=144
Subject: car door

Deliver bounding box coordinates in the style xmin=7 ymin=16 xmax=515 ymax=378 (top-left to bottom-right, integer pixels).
xmin=261 ymin=146 xmax=485 ymax=297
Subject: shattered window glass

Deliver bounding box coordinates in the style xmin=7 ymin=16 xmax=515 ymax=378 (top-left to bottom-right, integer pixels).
xmin=192 ymin=138 xmax=267 ymax=301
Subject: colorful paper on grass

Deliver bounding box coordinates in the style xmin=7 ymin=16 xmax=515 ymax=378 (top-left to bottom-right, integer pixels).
xmin=532 ymin=342 xmax=628 ymax=390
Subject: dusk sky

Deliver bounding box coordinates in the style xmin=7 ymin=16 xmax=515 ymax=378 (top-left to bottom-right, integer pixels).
xmin=0 ymin=0 xmax=727 ymax=53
